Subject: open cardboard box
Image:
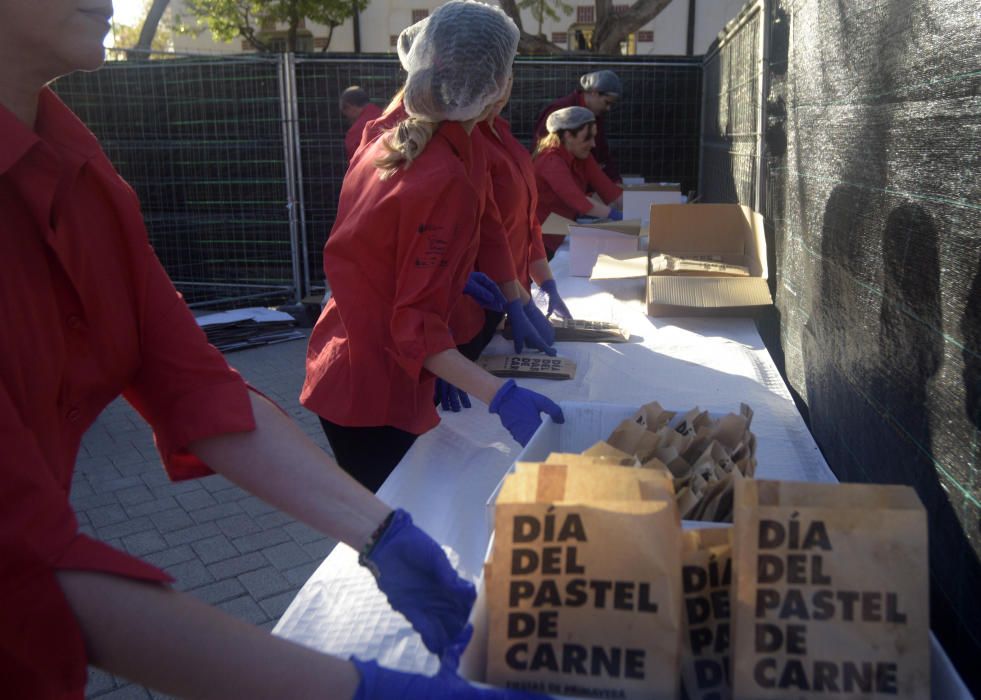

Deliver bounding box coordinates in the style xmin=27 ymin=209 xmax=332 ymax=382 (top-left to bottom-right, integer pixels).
xmin=566 ymin=219 xmax=643 ymax=277
xmin=483 ymin=402 xmax=720 ymax=536
xmin=621 ymin=182 xmax=688 ymax=223
xmin=591 ymin=203 xmax=773 ymax=317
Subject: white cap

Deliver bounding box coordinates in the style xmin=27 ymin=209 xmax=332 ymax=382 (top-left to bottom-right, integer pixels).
xmin=546 ymin=106 xmax=596 ymax=133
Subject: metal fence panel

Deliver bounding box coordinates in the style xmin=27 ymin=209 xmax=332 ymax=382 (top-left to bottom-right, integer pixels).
xmin=699 ymin=1 xmax=765 ymax=208
xmin=293 ymin=54 xmax=702 ymax=291
xmin=54 ymin=56 xmax=296 ymax=308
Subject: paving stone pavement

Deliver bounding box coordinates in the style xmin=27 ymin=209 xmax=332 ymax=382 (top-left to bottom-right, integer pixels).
xmin=73 ymin=331 xmax=336 ymax=699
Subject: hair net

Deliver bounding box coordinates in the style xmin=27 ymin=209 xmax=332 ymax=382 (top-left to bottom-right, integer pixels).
xmin=546 ymin=106 xmax=596 ymax=133
xmin=580 ymin=69 xmax=622 ymax=96
xmin=397 ymin=17 xmax=428 ymax=70
xmin=401 ymin=0 xmax=520 ymax=123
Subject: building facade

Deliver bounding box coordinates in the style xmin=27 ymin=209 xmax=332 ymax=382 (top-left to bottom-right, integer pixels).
xmin=169 ymin=0 xmax=747 ymax=56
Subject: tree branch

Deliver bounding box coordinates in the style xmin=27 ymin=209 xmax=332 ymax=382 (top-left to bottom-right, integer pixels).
xmin=592 ymin=0 xmax=672 ymax=54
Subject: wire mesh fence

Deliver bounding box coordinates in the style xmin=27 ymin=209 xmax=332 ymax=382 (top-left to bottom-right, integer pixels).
xmin=54 ymin=56 xmax=296 ymax=308
xmin=699 ymin=0 xmax=764 ymax=208
xmin=55 ymin=54 xmax=701 ymax=304
xmin=697 ymin=0 xmax=981 ymax=684
xmin=293 ymin=54 xmax=703 ymax=291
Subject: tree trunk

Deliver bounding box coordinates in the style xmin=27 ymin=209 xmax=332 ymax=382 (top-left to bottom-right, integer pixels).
xmin=591 ymin=0 xmax=672 ymax=54
xmin=131 ymin=0 xmax=170 ymax=58
xmin=498 ymin=0 xmax=524 ymax=32
xmin=519 ymin=33 xmax=565 ymax=55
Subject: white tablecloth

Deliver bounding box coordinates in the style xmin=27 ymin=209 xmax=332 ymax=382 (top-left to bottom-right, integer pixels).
xmin=272 ymin=245 xmax=970 ymax=698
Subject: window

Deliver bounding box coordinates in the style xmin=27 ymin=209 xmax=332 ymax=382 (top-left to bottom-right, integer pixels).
xmin=576 ymin=6 xmax=594 ymax=23
xmin=552 ymin=31 xmax=568 ymax=44
xmin=390 ymin=34 xmax=399 ymax=47
xmin=411 ymin=9 xmax=429 ymax=23
xmin=637 ymin=30 xmax=654 ymax=42
xmin=613 ymin=4 xmax=629 ymax=14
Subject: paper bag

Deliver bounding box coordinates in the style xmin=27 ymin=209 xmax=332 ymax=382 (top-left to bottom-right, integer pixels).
xmin=681 ymin=527 xmax=733 ymax=700
xmin=731 ymin=480 xmax=929 ymax=699
xmin=487 ymin=500 xmax=683 ymax=700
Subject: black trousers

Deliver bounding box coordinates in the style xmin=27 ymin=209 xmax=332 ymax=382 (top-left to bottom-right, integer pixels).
xmin=319 ymin=418 xmax=417 ymax=493
xmin=456 ymin=309 xmax=505 ymax=361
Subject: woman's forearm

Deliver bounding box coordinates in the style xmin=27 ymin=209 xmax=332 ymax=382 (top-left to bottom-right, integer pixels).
xmin=423 ymin=349 xmax=505 ymax=405
xmin=188 ymin=392 xmax=392 ymax=552
xmin=58 ymin=570 xmax=360 ymax=700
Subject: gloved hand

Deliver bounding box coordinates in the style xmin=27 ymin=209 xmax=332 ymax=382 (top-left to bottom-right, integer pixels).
xmin=435 ymin=378 xmax=471 ymax=412
xmin=361 ymin=509 xmax=475 ymax=655
xmin=489 ymin=379 xmax=565 ymax=446
xmin=351 ymin=655 xmax=552 ymax=700
xmin=522 ymin=299 xmax=556 ymax=347
xmin=607 ymin=207 xmax=623 ymax=221
xmin=538 ymin=279 xmax=572 ymax=320
xmin=506 ymin=299 xmax=556 ymax=356
xmin=463 ymin=271 xmax=507 ymax=312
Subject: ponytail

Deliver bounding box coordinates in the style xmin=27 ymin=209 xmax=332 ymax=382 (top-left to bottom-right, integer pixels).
xmin=373 ymin=117 xmax=439 ymax=180
xmin=532 ymin=132 xmax=560 ymax=159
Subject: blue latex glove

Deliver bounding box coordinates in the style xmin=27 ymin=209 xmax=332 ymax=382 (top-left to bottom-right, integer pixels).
xmin=523 ymin=299 xmax=556 ymax=347
xmin=607 ymin=207 xmax=623 ymax=221
xmin=506 ymin=299 xmax=556 ymax=356
xmin=538 ymin=279 xmax=572 ymax=320
xmin=361 ymin=509 xmax=475 ymax=655
xmin=435 ymin=378 xmax=471 ymax=412
xmin=353 ymin=627 xmax=553 ymax=700
xmin=463 ymin=271 xmax=507 ymax=312
xmin=351 ymin=655 xmax=552 ymax=700
xmin=489 ymin=379 xmax=565 ymax=446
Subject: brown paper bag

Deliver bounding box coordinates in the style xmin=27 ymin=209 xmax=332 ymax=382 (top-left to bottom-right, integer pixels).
xmin=731 ymin=480 xmax=929 ymax=699
xmin=681 ymin=527 xmax=733 ymax=700
xmin=487 ymin=500 xmax=683 ymax=699
xmin=583 ymin=441 xmax=639 ymax=464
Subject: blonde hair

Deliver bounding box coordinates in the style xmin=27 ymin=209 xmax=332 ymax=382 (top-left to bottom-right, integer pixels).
xmin=373 ymin=117 xmax=439 ymax=180
xmin=533 ymin=122 xmax=596 ymax=159
xmin=381 ymin=85 xmax=405 ymax=118
xmin=532 ymin=133 xmax=561 ymax=159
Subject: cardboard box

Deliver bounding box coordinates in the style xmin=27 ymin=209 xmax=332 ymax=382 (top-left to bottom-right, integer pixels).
xmin=567 ymin=219 xmax=643 ymax=277
xmin=622 ymin=182 xmax=687 ymax=223
xmin=484 ymin=401 xmax=724 ymax=534
xmin=591 ymin=203 xmax=773 ymax=317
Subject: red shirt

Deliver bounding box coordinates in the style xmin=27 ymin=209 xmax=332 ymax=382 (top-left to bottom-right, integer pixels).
xmin=0 ymin=90 xmax=256 ymax=698
xmin=302 ymin=122 xmax=483 ymax=434
xmin=533 ymin=91 xmax=619 ymax=181
xmin=534 ymin=145 xmax=623 ymax=254
xmin=356 ymin=104 xmax=516 ymax=347
xmin=345 ymin=103 xmax=382 ymax=163
xmin=480 ymin=117 xmax=547 ymax=290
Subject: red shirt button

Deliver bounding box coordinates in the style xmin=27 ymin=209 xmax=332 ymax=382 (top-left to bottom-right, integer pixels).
xmin=67 ymin=408 xmax=81 ymax=422
xmin=67 ymin=315 xmax=83 ymax=330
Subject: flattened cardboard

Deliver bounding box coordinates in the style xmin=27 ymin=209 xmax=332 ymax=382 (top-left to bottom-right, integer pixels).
xmin=478 ymin=354 xmax=576 ymax=380
xmin=589 ymin=204 xmax=772 ymax=317
xmin=567 ymin=219 xmax=643 ymax=277
xmin=541 ymin=212 xmax=576 ymax=237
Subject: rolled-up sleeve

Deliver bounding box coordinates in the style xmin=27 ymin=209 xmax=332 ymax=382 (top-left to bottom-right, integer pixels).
xmin=389 ymin=177 xmax=479 ymax=379
xmin=0 ymin=388 xmax=171 ymax=698
xmin=585 ymin=155 xmax=623 ymax=204
xmin=477 ymin=190 xmax=519 ymax=284
xmin=123 ymin=246 xmax=256 ymax=481
xmin=528 ymin=215 xmax=547 ymax=265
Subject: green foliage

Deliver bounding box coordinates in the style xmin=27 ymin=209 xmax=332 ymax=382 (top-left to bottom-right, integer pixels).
xmin=181 ymin=0 xmax=368 ymax=50
xmin=517 ymin=0 xmax=573 ymax=36
xmin=109 ymin=0 xmax=173 ymax=52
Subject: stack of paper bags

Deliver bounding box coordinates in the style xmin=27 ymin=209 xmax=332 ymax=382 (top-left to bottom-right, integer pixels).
xmin=598 ymin=401 xmax=757 ymax=522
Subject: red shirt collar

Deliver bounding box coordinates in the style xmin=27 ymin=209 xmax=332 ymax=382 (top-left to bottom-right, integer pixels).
xmin=0 ymin=88 xmax=101 ymax=175
xmin=435 ymin=120 xmax=473 ymax=169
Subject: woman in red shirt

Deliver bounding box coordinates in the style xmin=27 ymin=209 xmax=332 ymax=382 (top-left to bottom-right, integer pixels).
xmin=302 ymin=3 xmax=563 ymax=492
xmin=533 ymin=106 xmax=624 ymax=258
xmin=480 ymin=78 xmax=573 ymax=322
xmin=0 ymin=1 xmax=544 ymax=699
